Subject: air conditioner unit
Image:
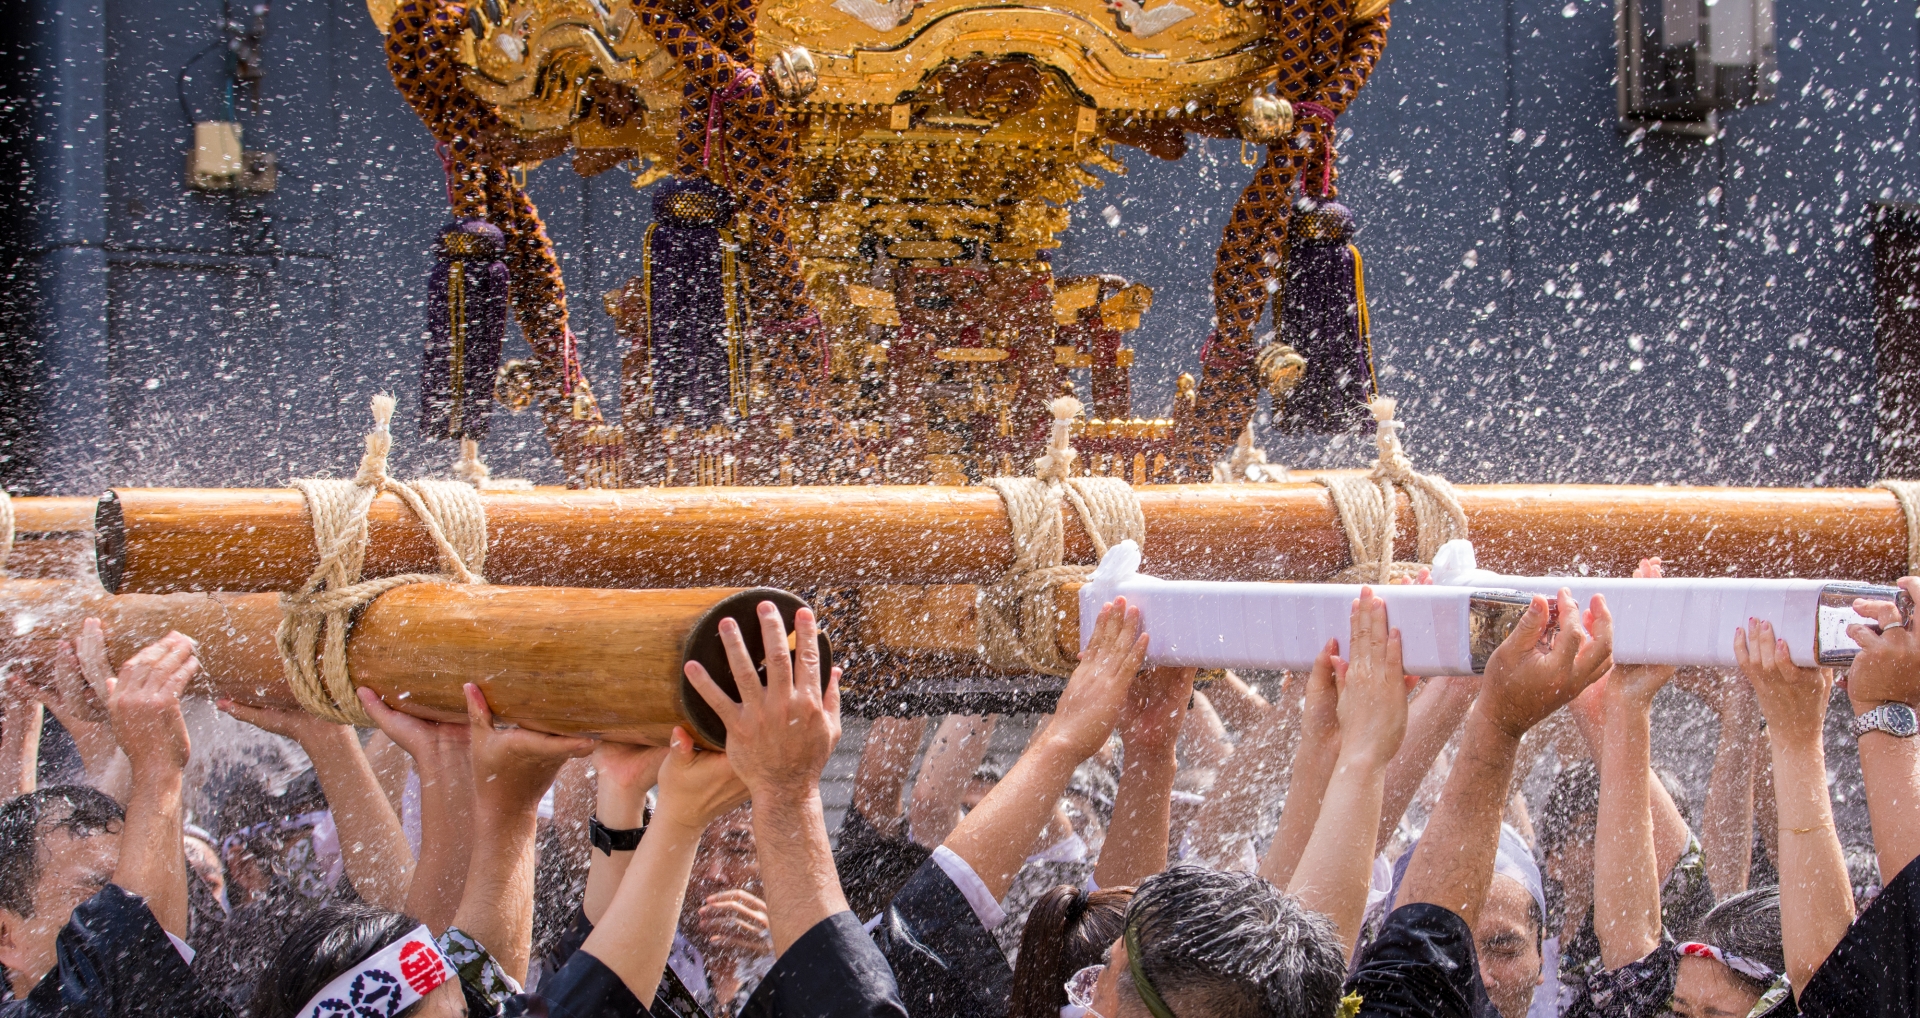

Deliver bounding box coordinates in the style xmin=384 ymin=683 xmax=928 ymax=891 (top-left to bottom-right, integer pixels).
xmin=1616 ymin=0 xmax=1776 ymax=137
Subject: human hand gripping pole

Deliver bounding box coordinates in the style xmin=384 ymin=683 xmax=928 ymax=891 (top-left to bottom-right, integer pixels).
xmin=1734 ymin=619 xmax=1854 ymax=992
xmin=1094 ymin=663 xmax=1196 ymax=888
xmin=358 ymin=685 xmax=478 ymax=932
xmin=684 ymin=602 xmax=850 ymax=957
xmin=1839 ymin=576 xmax=1920 ymax=886
xmin=91 ymin=621 xmax=200 ymax=940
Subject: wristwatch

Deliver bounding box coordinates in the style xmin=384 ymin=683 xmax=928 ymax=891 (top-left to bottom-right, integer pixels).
xmin=590 ymin=808 xmax=651 ymax=855
xmin=1851 ymin=702 xmax=1920 ymax=739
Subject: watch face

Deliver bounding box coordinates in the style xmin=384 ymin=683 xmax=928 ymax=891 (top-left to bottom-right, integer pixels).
xmin=1889 ymin=704 xmax=1920 ymax=738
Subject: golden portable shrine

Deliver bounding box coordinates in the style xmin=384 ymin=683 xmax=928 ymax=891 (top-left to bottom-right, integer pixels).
xmin=369 ymin=0 xmax=1389 ymax=488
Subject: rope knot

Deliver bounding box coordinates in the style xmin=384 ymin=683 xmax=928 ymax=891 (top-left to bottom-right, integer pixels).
xmin=1034 ymin=395 xmax=1084 ymax=482
xmin=355 ymin=394 xmax=398 ymax=487
xmin=1313 ymin=395 xmax=1467 ymax=584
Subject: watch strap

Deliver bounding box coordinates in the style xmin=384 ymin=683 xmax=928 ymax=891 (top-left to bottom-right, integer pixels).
xmin=1851 ymin=702 xmax=1919 ymax=738
xmin=590 ymin=809 xmax=650 ymax=855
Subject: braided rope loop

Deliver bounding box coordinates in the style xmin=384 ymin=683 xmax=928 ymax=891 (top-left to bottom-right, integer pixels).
xmin=277 ymin=396 xmax=487 ymax=725
xmin=1876 ymin=479 xmax=1920 ymax=577
xmin=1314 ymin=397 xmax=1466 ymax=583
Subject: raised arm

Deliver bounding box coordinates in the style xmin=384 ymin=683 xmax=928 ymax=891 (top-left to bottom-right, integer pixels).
xmin=581 ymin=741 xmax=668 ymax=925
xmin=583 ymin=726 xmax=748 ymax=1005
xmin=1676 ymin=667 xmax=1762 ymax=897
xmin=1843 ymin=575 xmax=1920 ymax=884
xmin=0 ymin=680 xmax=40 ymax=797
xmin=91 ymin=623 xmax=200 ymax=938
xmin=1376 ymin=673 xmax=1478 ymax=853
xmin=907 ymin=713 xmax=997 ymax=847
xmin=448 ymin=682 xmax=596 ymax=983
xmin=1093 ymin=665 xmax=1195 ymax=888
xmin=685 ymin=603 xmax=851 ymax=956
xmin=1592 ymin=662 xmax=1677 ymax=970
xmin=216 ymin=698 xmax=415 ymax=910
xmin=1736 ymin=620 xmax=1854 ymax=992
xmin=853 ymin=716 xmax=929 ymax=840
xmin=1185 ymin=672 xmax=1300 ymax=868
xmin=46 ymin=635 xmax=130 ymax=800
xmin=936 ymin=599 xmax=1146 ymax=900
xmin=1256 ymin=641 xmax=1342 ymax=890
xmin=1401 ymin=589 xmax=1612 ymax=928
xmin=357 ymin=688 xmax=475 ymax=933
xmin=1287 ymin=587 xmax=1412 ymax=957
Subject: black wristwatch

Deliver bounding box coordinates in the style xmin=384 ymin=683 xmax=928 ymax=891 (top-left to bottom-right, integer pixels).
xmin=590 ymin=808 xmax=650 ymax=855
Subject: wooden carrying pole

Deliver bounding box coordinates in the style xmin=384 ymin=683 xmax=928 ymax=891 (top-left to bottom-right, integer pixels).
xmin=0 ymin=579 xmax=820 ymax=747
xmin=93 ymin=484 xmax=1912 ymax=595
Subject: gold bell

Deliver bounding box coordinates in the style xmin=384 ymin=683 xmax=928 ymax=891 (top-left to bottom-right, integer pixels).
xmin=493 ymin=359 xmax=537 ymax=413
xmin=766 ymin=47 xmax=818 ymax=103
xmin=1238 ymin=93 xmax=1294 ymax=143
xmin=1255 ymin=342 xmax=1307 ymax=405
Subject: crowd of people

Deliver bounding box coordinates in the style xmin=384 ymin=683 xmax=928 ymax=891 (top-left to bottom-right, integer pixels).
xmin=1 ymin=564 xmax=1918 ymax=1018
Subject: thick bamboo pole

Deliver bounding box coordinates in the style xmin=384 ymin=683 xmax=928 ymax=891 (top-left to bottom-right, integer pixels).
xmin=92 ymin=484 xmax=1909 ymax=595
xmin=0 ymin=579 xmax=816 ymax=746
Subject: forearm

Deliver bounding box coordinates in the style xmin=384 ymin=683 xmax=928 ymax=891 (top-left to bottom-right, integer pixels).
xmin=944 ymin=734 xmax=1082 ymax=899
xmin=1093 ymin=740 xmax=1177 ymax=888
xmin=1700 ymin=721 xmax=1758 ymax=898
xmin=852 ymin=717 xmax=927 ymax=833
xmin=1767 ymin=737 xmax=1854 ymax=991
xmin=1594 ymin=701 xmax=1660 ymax=969
xmin=115 ymin=767 xmax=188 ymax=937
xmin=584 ymin=779 xmax=650 ymax=925
xmin=1854 ymin=711 xmax=1920 ymax=883
xmin=581 ymin=813 xmax=704 ymax=1006
xmin=909 ymin=714 xmax=995 ymax=846
xmin=753 ymin=788 xmax=848 ymax=957
xmin=407 ymin=757 xmax=476 ymax=933
xmin=1288 ymin=747 xmax=1389 ymax=957
xmin=1400 ymin=711 xmax=1520 ymax=928
xmin=450 ymin=801 xmax=543 ymax=983
xmin=0 ymin=699 xmax=41 ymax=796
xmin=1376 ymin=681 xmax=1473 ymax=852
xmin=303 ymin=727 xmax=415 ymax=910
xmin=1189 ymin=708 xmax=1295 ymax=865
xmin=1257 ymin=731 xmax=1338 ymax=889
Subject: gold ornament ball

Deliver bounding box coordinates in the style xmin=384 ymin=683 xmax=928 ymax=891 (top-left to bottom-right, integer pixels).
xmin=1238 ymin=94 xmax=1294 ymax=142
xmin=767 ymin=47 xmax=819 ymax=103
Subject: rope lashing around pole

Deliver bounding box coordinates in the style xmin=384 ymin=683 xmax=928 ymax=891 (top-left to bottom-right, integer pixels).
xmin=277 ymin=395 xmax=488 ymax=725
xmin=0 ymin=490 xmax=12 ymax=577
xmin=978 ymin=396 xmax=1146 ymax=676
xmin=1876 ymin=479 xmax=1920 ymax=577
xmin=1315 ymin=397 xmax=1468 ymax=584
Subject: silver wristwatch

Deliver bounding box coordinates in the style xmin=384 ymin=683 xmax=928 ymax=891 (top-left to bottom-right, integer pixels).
xmin=1851 ymin=702 xmax=1920 ymax=739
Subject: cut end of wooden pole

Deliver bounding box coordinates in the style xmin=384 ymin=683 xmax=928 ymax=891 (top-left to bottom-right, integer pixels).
xmin=94 ymin=491 xmax=128 ymax=595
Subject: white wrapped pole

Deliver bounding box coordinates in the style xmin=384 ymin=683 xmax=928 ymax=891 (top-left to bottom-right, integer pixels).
xmin=1079 ymin=541 xmax=1532 ymax=675
xmin=1427 ymin=539 xmax=1907 ymax=669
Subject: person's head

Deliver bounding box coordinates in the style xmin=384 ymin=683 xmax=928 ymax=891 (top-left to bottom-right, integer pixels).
xmin=0 ymin=786 xmax=125 ymax=993
xmin=1537 ymin=761 xmax=1599 ymax=920
xmin=183 ymin=823 xmax=227 ymax=907
xmin=1088 ymin=866 xmax=1346 ymax=1018
xmin=215 ymin=769 xmax=333 ymax=905
xmin=684 ymin=803 xmax=760 ymax=924
xmin=1474 ymin=874 xmax=1545 ymax=1018
xmin=1669 ymin=887 xmax=1787 ymax=1018
xmin=1009 ymin=884 xmax=1134 ymax=1018
xmin=253 ymin=902 xmax=463 ymax=1018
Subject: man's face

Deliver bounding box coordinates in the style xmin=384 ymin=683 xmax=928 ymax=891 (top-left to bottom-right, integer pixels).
xmin=0 ymin=825 xmax=121 ymax=995
xmin=685 ymin=808 xmax=760 ymax=922
xmin=1474 ymin=875 xmax=1543 ymax=1018
xmin=1668 ymin=956 xmax=1765 ymax=1018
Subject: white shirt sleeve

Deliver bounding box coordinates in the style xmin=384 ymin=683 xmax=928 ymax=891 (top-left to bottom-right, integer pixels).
xmin=931 ymin=845 xmax=1007 ymax=932
xmin=166 ymin=930 xmax=196 ymax=966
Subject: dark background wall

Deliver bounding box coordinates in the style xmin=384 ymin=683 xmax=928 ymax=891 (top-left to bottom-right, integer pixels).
xmin=2 ymin=0 xmax=1914 ymax=494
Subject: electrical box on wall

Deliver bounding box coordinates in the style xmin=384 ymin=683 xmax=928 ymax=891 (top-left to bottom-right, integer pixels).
xmin=186 ymin=121 xmax=276 ymax=192
xmin=1616 ymin=0 xmax=1776 ymax=137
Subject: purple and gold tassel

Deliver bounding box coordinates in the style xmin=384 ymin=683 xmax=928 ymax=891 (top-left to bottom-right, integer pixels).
xmin=422 ymin=220 xmax=511 ymax=440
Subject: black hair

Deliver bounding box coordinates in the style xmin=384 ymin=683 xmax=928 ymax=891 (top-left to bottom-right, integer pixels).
xmin=0 ymin=785 xmax=125 ymax=917
xmin=1008 ymin=884 xmax=1134 ymax=1018
xmin=1122 ymin=865 xmax=1346 ymax=1018
xmin=1537 ymin=760 xmax=1599 ymax=856
xmin=252 ymin=902 xmax=429 ymax=1018
xmin=1693 ymin=886 xmax=1786 ymax=996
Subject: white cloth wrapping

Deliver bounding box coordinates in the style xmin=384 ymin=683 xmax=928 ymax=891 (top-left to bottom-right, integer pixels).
xmin=1079 ymin=541 xmax=1492 ymax=675
xmin=1428 ymin=539 xmax=1881 ymax=668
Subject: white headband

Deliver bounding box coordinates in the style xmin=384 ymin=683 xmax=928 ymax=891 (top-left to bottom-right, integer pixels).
xmin=303 ymin=924 xmax=455 ymax=1018
xmin=1675 ymin=941 xmax=1776 ymax=984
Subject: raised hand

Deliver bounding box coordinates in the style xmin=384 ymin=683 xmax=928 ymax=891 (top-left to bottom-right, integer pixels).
xmin=1479 ymin=589 xmax=1613 ymax=740
xmin=1845 ymin=575 xmax=1920 ymax=711
xmin=693 ymin=889 xmax=772 ymax=959
xmin=94 ymin=626 xmax=200 ymax=776
xmin=1735 ymin=620 xmax=1832 ymax=747
xmin=653 ymin=726 xmax=748 ymax=834
xmin=1299 ymin=638 xmax=1342 ymax=749
xmin=463 ymin=683 xmax=596 ymax=812
xmin=1039 ymin=597 xmax=1149 ymax=760
xmin=594 ymin=741 xmax=671 ymax=828
xmin=216 ymin=698 xmax=347 ymax=746
xmin=685 ymin=604 xmax=841 ymax=799
xmin=1335 ymin=586 xmax=1413 ymax=766
xmin=1118 ymin=665 xmax=1196 ymax=753
xmin=357 ymin=686 xmax=473 ymax=769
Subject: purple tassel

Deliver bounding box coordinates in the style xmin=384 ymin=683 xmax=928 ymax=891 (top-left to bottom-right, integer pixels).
xmin=1274 ymin=198 xmax=1378 ymax=434
xmin=645 ymin=177 xmax=741 ymax=429
xmin=421 ymin=220 xmax=510 ymax=440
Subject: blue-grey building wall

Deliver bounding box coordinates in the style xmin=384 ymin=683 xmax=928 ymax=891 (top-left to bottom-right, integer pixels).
xmin=1 ymin=0 xmax=1913 ymax=493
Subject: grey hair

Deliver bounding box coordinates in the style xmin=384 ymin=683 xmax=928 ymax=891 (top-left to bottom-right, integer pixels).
xmin=1125 ymin=865 xmax=1347 ymax=1018
xmin=1695 ymin=886 xmax=1786 ymax=993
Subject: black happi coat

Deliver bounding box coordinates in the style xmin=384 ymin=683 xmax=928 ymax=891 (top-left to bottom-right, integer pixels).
xmin=740 ymin=912 xmax=910 ymax=1018
xmin=866 ymin=858 xmax=1012 ymax=1018
xmin=3 ymin=884 xmax=233 ymax=1018
xmin=1798 ymin=853 xmax=1920 ymax=1017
